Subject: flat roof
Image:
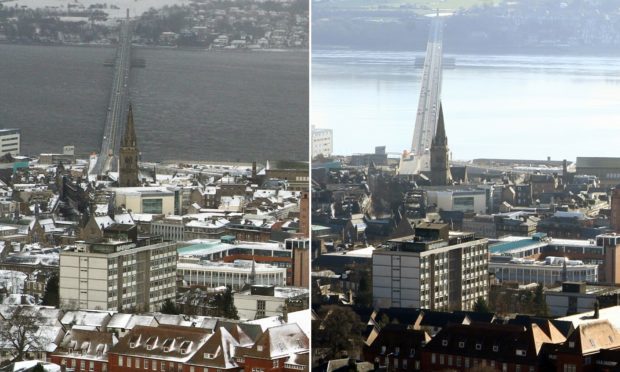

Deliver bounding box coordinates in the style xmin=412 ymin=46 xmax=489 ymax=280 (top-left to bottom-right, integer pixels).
xmin=178 ymin=239 xmax=285 ymax=256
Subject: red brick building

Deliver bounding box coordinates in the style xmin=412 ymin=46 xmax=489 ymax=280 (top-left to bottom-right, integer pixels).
xmin=236 ymin=323 xmax=309 ymax=372
xmin=420 ymin=322 xmax=565 ymax=372
xmin=50 ymin=329 xmax=114 ymax=372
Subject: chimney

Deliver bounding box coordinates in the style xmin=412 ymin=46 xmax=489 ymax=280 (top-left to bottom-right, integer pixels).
xmin=594 ymin=300 xmax=600 ymax=319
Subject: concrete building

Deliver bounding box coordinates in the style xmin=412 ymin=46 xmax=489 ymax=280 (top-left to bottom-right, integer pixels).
xmin=427 ymin=189 xmax=487 ymax=214
xmin=546 ymin=282 xmax=620 ymax=317
xmin=312 ymin=126 xmax=333 ymax=158
xmin=372 ymin=223 xmax=489 ymax=311
xmin=177 ymin=258 xmax=286 ymax=290
xmin=0 ymin=129 xmax=20 ymax=156
xmin=233 ymin=285 xmax=309 ymax=320
xmin=489 ymin=255 xmax=598 ymax=286
xmin=59 ymin=240 xmax=177 ymax=312
xmin=490 ymin=233 xmax=620 ymax=284
xmin=576 ymin=157 xmax=620 ymax=188
xmin=110 ymin=187 xmax=176 ymax=215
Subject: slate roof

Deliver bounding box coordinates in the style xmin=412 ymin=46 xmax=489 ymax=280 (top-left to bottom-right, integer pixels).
xmin=239 ymin=323 xmax=308 ymax=360
xmin=110 ymin=325 xmax=210 ymax=362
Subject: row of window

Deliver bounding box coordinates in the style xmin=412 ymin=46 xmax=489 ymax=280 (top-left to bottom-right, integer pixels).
xmin=430 ymin=353 xmax=534 ymax=372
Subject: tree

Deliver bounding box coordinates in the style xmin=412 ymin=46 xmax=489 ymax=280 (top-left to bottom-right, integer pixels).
xmin=41 ymin=274 xmax=59 ymax=307
xmin=160 ymin=298 xmax=180 ymax=315
xmin=0 ymin=307 xmax=44 ymax=362
xmin=473 ymin=297 xmax=490 ymax=313
xmin=533 ymin=283 xmax=549 ymax=317
xmin=221 ymin=286 xmax=239 ymax=320
xmin=313 ymin=305 xmax=364 ymax=360
xmin=355 ymin=270 xmax=373 ymax=308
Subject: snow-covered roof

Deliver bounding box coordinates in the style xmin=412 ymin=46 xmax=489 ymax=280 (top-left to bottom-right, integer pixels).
xmin=61 ymin=310 xmax=111 ymax=328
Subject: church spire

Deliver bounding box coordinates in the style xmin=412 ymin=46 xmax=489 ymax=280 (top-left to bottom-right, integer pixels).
xmin=122 ymin=103 xmax=137 ymax=148
xmin=433 ymin=102 xmax=447 ymax=146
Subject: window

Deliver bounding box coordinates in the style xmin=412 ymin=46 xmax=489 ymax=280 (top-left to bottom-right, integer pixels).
xmin=143 ymin=198 xmax=163 ymax=214
xmin=502 ymin=363 xmax=508 ymax=372
xmin=90 ymin=362 xmax=94 ymax=371
xmin=493 ymin=345 xmax=499 ymax=352
xmin=152 ymin=361 xmax=157 ymax=371
xmin=161 ymin=361 xmax=165 ymax=371
xmin=439 ymin=355 xmax=445 ymax=365
xmin=81 ymin=361 xmax=86 ymax=370
xmin=128 ymin=358 xmax=132 ymax=368
xmin=563 ymin=365 xmax=577 ymax=372
xmin=273 ymin=360 xmax=279 ymax=368
xmin=118 ymin=356 xmax=124 ymax=367
xmin=102 ymin=364 xmax=107 ymax=372
xmin=145 ymin=360 xmax=149 ymax=370
xmin=402 ymin=359 xmax=407 ymax=369
xmin=136 ymin=359 xmax=141 ymax=369
xmin=458 ymin=341 xmax=465 ymax=348
xmin=441 ymin=339 xmax=448 ymax=347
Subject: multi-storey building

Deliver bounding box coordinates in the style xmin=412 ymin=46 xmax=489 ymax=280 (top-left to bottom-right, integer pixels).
xmin=489 ymin=256 xmax=598 ymax=286
xmin=177 ymin=258 xmax=286 ymax=290
xmin=0 ymin=128 xmax=20 ymax=156
xmin=490 ymin=232 xmax=620 ymax=284
xmin=59 ymin=240 xmax=177 ymax=312
xmin=311 ymin=126 xmax=333 ymax=158
xmin=372 ymin=223 xmax=489 ymax=311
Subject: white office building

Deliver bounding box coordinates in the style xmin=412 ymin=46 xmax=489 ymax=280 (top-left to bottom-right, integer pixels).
xmin=0 ymin=129 xmax=20 ymax=156
xmin=312 ymin=126 xmax=333 ymax=158
xmin=177 ymin=258 xmax=286 ymax=290
xmin=489 ymin=255 xmax=598 ymax=286
xmin=373 ymin=224 xmax=489 ymax=311
xmin=59 ymin=240 xmax=177 ymax=312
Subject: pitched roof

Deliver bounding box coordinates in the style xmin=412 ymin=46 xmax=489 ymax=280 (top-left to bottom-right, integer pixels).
xmin=110 ymin=325 xmax=210 ymax=362
xmin=424 ymin=322 xmax=555 ymax=364
xmin=187 ymin=327 xmax=239 ymax=369
xmin=239 ymin=323 xmax=308 ymax=360
xmin=558 ymin=320 xmax=620 ymax=355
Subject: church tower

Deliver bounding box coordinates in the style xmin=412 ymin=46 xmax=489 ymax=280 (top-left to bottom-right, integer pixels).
xmin=119 ymin=104 xmax=140 ymax=187
xmin=430 ymin=102 xmax=452 ymax=186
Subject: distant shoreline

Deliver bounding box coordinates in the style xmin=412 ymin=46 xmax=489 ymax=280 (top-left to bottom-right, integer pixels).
xmin=0 ymin=40 xmax=307 ymax=53
xmin=313 ymin=44 xmax=620 ymax=58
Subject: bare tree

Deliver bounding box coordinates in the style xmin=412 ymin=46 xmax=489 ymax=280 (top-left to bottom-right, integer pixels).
xmin=0 ymin=306 xmax=44 ymax=362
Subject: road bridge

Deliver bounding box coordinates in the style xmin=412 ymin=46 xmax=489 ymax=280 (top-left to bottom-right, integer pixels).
xmin=91 ymin=20 xmax=132 ymax=177
xmin=400 ymin=16 xmax=445 ymax=175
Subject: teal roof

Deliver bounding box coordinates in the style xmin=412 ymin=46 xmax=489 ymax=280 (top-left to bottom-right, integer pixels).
xmin=490 ymin=238 xmax=546 ymax=254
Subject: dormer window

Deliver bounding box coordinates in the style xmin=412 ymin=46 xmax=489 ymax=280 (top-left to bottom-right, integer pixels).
xmin=516 ymin=349 xmax=526 ymax=357
xmin=163 ymin=347 xmax=170 ymax=352
xmin=493 ymin=345 xmax=499 ymax=352
xmin=204 ymin=353 xmax=215 ymax=359
xmin=475 ymin=344 xmax=482 ymax=351
xmin=257 ymin=345 xmax=263 ymax=352
xmin=458 ymin=342 xmax=465 ymax=349
xmin=179 ymin=341 xmax=192 ymax=354
xmin=380 ymin=346 xmax=386 ymax=355
xmin=442 ymin=339 xmax=448 ymax=347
